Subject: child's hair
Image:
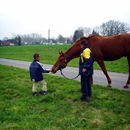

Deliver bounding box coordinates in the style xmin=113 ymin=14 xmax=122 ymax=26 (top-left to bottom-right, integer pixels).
xmin=33 ymin=53 xmax=39 ymax=59
xmin=81 ymin=40 xmax=88 ymax=46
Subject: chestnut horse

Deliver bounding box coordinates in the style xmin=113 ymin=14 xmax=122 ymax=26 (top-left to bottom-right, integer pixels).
xmin=51 ymin=34 xmax=130 ymax=88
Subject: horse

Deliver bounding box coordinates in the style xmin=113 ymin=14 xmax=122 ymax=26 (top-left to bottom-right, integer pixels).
xmin=51 ymin=34 xmax=130 ymax=88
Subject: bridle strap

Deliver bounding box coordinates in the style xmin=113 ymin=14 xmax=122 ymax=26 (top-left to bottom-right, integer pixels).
xmin=59 ymin=52 xmax=80 ymax=80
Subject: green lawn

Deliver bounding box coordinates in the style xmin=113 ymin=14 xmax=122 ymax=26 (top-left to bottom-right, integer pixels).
xmin=0 ymin=65 xmax=130 ymax=130
xmin=0 ymin=45 xmax=128 ymax=73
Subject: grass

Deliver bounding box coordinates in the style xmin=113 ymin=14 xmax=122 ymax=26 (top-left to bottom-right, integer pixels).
xmin=0 ymin=45 xmax=128 ymax=73
xmin=0 ymin=65 xmax=130 ymax=130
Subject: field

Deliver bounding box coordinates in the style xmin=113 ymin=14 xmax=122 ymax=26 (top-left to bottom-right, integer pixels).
xmin=0 ymin=45 xmax=128 ymax=73
xmin=0 ymin=65 xmax=130 ymax=130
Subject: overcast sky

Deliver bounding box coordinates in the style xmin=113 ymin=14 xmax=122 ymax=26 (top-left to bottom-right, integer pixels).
xmin=0 ymin=0 xmax=130 ymax=39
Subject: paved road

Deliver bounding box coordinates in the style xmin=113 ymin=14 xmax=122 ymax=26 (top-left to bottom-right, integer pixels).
xmin=0 ymin=58 xmax=130 ymax=91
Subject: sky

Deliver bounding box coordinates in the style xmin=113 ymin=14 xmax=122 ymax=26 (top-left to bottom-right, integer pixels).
xmin=0 ymin=0 xmax=130 ymax=39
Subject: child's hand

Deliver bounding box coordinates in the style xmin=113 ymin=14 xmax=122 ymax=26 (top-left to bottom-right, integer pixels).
xmin=82 ymin=68 xmax=87 ymax=73
xmin=45 ymin=69 xmax=51 ymax=73
xmin=50 ymin=68 xmax=53 ymax=73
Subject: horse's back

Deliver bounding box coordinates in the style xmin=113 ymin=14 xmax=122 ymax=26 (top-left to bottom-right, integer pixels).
xmin=89 ymin=34 xmax=130 ymax=60
xmin=120 ymin=34 xmax=130 ymax=55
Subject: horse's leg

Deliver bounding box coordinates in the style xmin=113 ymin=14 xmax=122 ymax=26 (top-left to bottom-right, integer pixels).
xmin=96 ymin=60 xmax=112 ymax=87
xmin=124 ymin=55 xmax=130 ymax=88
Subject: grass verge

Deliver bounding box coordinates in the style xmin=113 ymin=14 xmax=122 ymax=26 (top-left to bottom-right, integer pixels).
xmin=0 ymin=65 xmax=130 ymax=130
xmin=0 ymin=45 xmax=128 ymax=73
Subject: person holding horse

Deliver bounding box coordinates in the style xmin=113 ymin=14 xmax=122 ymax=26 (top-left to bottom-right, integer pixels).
xmin=79 ymin=40 xmax=94 ymax=101
xmin=29 ymin=53 xmax=50 ymax=96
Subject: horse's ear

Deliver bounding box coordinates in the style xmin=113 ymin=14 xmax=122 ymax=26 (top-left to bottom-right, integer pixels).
xmin=59 ymin=51 xmax=64 ymax=55
xmin=59 ymin=51 xmax=62 ymax=54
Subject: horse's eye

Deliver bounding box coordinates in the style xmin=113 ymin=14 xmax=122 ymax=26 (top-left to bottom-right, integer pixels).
xmin=59 ymin=59 xmax=63 ymax=62
xmin=54 ymin=65 xmax=57 ymax=67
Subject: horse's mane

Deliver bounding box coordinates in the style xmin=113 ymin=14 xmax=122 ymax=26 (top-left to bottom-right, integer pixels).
xmin=77 ymin=35 xmax=99 ymax=42
xmin=65 ymin=35 xmax=99 ymax=54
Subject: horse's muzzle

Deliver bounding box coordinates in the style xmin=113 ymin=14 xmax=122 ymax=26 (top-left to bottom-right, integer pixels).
xmin=51 ymin=65 xmax=59 ymax=73
xmin=51 ymin=64 xmax=66 ymax=73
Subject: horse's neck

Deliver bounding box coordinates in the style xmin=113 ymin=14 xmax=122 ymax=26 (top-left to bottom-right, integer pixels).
xmin=65 ymin=45 xmax=81 ymax=63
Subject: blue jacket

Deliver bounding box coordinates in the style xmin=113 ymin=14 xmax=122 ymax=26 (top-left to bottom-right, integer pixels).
xmin=29 ymin=60 xmax=49 ymax=82
xmin=79 ymin=48 xmax=94 ymax=76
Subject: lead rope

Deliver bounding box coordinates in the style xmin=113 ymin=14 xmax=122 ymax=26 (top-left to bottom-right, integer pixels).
xmin=60 ymin=69 xmax=80 ymax=80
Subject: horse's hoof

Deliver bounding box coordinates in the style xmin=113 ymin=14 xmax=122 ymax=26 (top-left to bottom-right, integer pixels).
xmin=107 ymin=84 xmax=112 ymax=88
xmin=124 ymin=85 xmax=129 ymax=88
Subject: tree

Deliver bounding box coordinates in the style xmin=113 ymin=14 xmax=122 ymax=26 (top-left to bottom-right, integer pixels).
xmin=100 ymin=20 xmax=130 ymax=36
xmin=0 ymin=40 xmax=2 ymax=46
xmin=92 ymin=26 xmax=101 ymax=35
xmin=78 ymin=27 xmax=92 ymax=36
xmin=66 ymin=36 xmax=73 ymax=44
xmin=20 ymin=33 xmax=45 ymax=44
xmin=73 ymin=29 xmax=84 ymax=43
xmin=16 ymin=36 xmax=21 ymax=45
xmin=57 ymin=35 xmax=66 ymax=43
xmin=92 ymin=29 xmax=99 ymax=35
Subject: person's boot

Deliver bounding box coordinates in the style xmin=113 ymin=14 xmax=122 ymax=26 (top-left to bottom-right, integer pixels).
xmin=80 ymin=95 xmax=90 ymax=102
xmin=39 ymin=91 xmax=47 ymax=96
xmin=32 ymin=92 xmax=39 ymax=96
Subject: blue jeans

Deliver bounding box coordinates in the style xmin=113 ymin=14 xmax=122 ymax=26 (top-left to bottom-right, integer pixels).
xmin=81 ymin=74 xmax=91 ymax=97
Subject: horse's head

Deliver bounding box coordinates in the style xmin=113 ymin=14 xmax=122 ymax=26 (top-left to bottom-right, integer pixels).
xmin=51 ymin=51 xmax=67 ymax=73
xmin=51 ymin=37 xmax=90 ymax=73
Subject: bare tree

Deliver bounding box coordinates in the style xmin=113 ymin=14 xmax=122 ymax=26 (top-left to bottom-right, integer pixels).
xmin=100 ymin=20 xmax=130 ymax=36
xmin=21 ymin=33 xmax=46 ymax=44
xmin=78 ymin=27 xmax=92 ymax=36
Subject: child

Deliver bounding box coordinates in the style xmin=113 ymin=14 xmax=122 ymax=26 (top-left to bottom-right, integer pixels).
xmin=29 ymin=53 xmax=50 ymax=96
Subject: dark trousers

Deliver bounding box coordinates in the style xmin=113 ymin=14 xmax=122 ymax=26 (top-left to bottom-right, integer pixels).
xmin=81 ymin=74 xmax=91 ymax=97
